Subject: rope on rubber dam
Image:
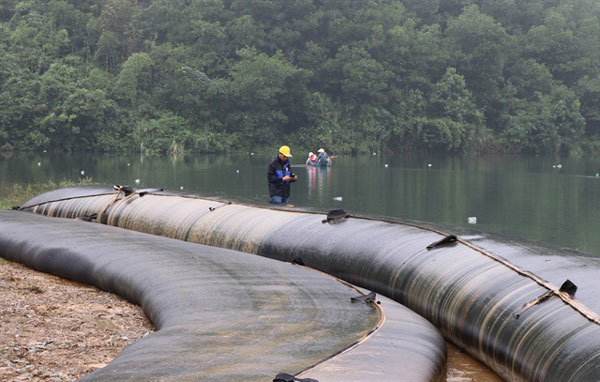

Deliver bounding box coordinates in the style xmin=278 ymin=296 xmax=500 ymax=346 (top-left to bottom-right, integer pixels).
xmin=21 ymin=185 xmax=600 ymax=382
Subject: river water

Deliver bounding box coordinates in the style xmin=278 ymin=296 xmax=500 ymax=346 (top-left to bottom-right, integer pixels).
xmin=1 ymin=151 xmax=599 ymax=256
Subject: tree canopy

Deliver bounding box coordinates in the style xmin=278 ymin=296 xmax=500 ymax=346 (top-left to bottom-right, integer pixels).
xmin=1 ymin=0 xmax=598 ymax=154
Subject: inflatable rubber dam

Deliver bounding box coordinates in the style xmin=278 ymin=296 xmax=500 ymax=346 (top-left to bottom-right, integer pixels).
xmin=4 ymin=185 xmax=600 ymax=381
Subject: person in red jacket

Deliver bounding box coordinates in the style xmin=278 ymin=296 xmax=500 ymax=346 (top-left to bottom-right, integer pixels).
xmin=306 ymin=151 xmax=318 ymax=165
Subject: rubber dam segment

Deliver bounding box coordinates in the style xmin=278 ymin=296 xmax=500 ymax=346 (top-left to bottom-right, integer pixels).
xmin=16 ymin=185 xmax=600 ymax=381
xmin=0 ymin=210 xmax=447 ymax=381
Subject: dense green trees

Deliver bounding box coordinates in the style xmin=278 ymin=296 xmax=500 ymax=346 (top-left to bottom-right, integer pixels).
xmin=0 ymin=0 xmax=598 ymax=154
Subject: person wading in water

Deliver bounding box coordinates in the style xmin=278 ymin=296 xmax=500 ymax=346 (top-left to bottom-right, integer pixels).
xmin=267 ymin=145 xmax=297 ymax=204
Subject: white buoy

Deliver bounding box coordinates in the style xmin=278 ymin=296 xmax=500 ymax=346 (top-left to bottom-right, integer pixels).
xmin=250 ymin=152 xmax=254 ymax=156
xmin=180 ymin=186 xmax=184 ymax=190
xmin=428 ymin=163 xmax=432 ymax=167
xmin=236 ymin=169 xmax=239 ymax=173
xmin=467 ymin=217 xmax=477 ymax=224
xmin=333 ymin=196 xmax=343 ymax=202
xmin=43 ymin=150 xmax=46 ymax=153
xmin=372 ymin=152 xmax=377 ymax=156
xmin=37 ymin=162 xmax=41 ymax=166
xmin=135 ymin=179 xmax=140 ymax=184
xmin=384 ymin=164 xmax=389 ymax=168
xmin=80 ymin=170 xmax=85 ymax=176
xmin=557 ymin=164 xmax=562 ymax=168
xmin=127 ymin=163 xmax=130 ymax=166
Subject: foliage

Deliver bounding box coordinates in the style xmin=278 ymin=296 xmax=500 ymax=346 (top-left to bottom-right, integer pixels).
xmin=422 ymin=67 xmax=484 ymax=150
xmin=0 ymin=0 xmax=599 ymax=154
xmin=132 ymin=111 xmax=190 ymax=155
xmin=0 ymin=177 xmax=94 ymax=209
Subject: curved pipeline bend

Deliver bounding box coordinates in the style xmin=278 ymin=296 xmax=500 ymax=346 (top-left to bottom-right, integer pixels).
xmin=0 ymin=210 xmax=446 ymax=381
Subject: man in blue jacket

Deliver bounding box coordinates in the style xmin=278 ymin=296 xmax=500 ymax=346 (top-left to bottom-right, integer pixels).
xmin=267 ymin=145 xmax=297 ymax=204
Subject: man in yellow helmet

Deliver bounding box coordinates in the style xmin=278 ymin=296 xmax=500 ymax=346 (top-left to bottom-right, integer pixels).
xmin=267 ymin=145 xmax=297 ymax=204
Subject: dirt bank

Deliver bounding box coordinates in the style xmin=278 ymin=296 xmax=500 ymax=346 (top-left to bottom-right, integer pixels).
xmin=0 ymin=261 xmax=154 ymax=382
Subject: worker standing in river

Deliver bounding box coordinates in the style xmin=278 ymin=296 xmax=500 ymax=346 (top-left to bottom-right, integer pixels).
xmin=267 ymin=145 xmax=297 ymax=204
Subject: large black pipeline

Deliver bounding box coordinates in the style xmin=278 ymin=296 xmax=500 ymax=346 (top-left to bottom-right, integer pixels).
xmin=0 ymin=210 xmax=448 ymax=381
xmin=20 ymin=186 xmax=600 ymax=381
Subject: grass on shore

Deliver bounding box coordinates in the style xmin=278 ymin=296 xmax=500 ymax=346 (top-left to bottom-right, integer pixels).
xmin=0 ymin=178 xmax=94 ymax=210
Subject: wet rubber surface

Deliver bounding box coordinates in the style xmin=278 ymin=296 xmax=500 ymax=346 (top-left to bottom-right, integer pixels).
xmin=300 ymin=292 xmax=447 ymax=381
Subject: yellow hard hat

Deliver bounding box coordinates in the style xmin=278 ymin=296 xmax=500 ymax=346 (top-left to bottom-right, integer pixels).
xmin=279 ymin=145 xmax=292 ymax=157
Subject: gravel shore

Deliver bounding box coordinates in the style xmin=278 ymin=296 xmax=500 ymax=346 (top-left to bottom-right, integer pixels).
xmin=0 ymin=260 xmax=154 ymax=381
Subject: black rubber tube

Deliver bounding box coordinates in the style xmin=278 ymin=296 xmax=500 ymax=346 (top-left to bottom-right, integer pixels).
xmin=0 ymin=210 xmax=448 ymax=381
xmin=21 ymin=186 xmax=600 ymax=381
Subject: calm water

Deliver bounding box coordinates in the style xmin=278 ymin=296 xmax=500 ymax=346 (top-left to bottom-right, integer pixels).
xmin=1 ymin=151 xmax=599 ymax=255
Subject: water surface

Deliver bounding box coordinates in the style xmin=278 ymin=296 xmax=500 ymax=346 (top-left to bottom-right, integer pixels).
xmin=1 ymin=151 xmax=598 ymax=255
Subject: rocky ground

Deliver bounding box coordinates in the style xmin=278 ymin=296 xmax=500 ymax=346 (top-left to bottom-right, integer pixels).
xmin=0 ymin=260 xmax=154 ymax=382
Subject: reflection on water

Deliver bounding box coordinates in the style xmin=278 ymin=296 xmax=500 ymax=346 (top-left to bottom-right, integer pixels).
xmin=446 ymin=342 xmax=502 ymax=382
xmin=305 ymin=165 xmax=331 ymax=202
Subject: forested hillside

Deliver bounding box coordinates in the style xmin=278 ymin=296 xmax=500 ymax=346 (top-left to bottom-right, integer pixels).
xmin=1 ymin=0 xmax=598 ymax=154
